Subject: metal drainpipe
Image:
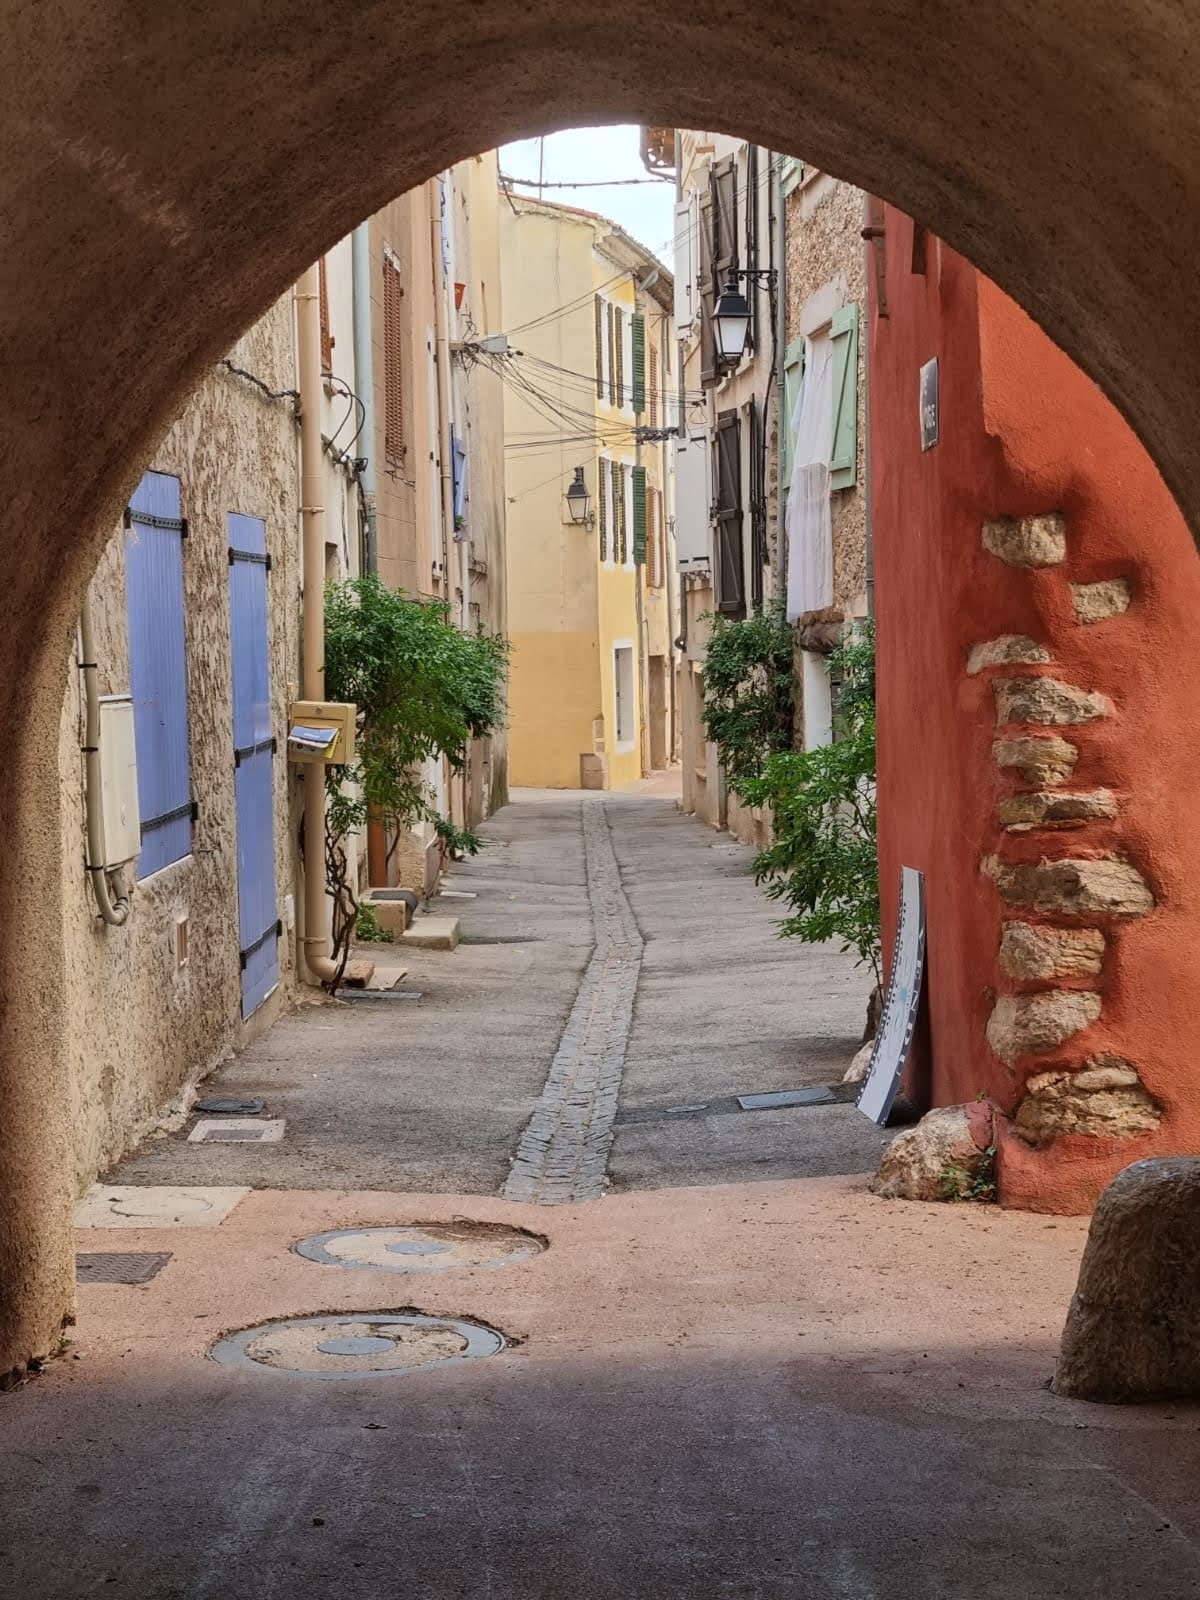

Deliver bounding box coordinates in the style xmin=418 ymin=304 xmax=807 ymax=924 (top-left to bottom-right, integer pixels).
xmin=297 ymin=263 xmax=340 ymax=985
xmin=773 ymin=152 xmax=788 ymax=607
xmin=351 ymin=222 xmax=378 ymax=575
xmin=863 ymin=208 xmax=876 ymax=621
xmin=431 ymin=177 xmax=466 ymax=828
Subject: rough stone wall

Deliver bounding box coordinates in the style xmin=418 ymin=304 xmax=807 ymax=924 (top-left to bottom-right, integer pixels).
xmin=784 ymin=172 xmax=869 ymax=622
xmin=60 ymin=297 xmax=301 ymax=1193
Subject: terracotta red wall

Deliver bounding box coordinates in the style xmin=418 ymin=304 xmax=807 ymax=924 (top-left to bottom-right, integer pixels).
xmin=871 ymin=212 xmax=1200 ymax=1212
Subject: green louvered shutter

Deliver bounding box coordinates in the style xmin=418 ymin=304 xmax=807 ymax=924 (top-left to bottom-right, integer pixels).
xmin=632 ymin=466 xmax=648 ymax=564
xmin=594 ymin=295 xmax=605 ymax=399
xmin=631 ymin=314 xmax=646 ymax=414
xmin=829 ymin=303 xmax=859 ymax=490
xmin=598 ymin=459 xmax=608 ymax=561
xmin=615 ymin=461 xmax=626 ymax=563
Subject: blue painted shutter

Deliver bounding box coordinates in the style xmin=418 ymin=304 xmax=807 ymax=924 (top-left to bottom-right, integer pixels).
xmin=452 ymin=429 xmax=467 ymax=524
xmin=126 ymin=471 xmax=192 ymax=877
xmin=228 ymin=512 xmax=280 ymax=1017
xmin=829 ymin=303 xmax=859 ymax=490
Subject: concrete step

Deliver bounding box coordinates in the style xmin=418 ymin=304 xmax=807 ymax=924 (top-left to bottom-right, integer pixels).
xmin=399 ymin=914 xmax=460 ymax=952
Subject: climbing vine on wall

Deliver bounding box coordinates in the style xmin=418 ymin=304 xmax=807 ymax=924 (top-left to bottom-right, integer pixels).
xmin=320 ymin=573 xmax=508 ymax=986
xmin=735 ymin=622 xmax=881 ymax=983
xmin=700 ymin=602 xmax=796 ymax=787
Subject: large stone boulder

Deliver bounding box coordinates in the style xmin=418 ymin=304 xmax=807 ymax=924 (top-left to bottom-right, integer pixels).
xmin=870 ymin=1103 xmax=994 ymax=1202
xmin=1055 ymin=1158 xmax=1200 ymax=1402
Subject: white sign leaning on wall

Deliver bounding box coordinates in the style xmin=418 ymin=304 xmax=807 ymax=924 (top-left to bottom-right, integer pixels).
xmin=857 ymin=867 xmax=927 ymax=1126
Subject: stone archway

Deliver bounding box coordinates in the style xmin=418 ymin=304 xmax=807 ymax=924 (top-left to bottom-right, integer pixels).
xmin=4 ymin=0 xmax=1200 ymax=1376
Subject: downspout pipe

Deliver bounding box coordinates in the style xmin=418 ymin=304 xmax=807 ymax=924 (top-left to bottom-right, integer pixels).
xmin=773 ymin=152 xmax=788 ymax=607
xmin=430 ymin=182 xmax=457 ymax=612
xmin=351 ymin=222 xmax=378 ymax=575
xmin=79 ymin=593 xmax=131 ymax=926
xmin=297 ymin=262 xmax=340 ymax=985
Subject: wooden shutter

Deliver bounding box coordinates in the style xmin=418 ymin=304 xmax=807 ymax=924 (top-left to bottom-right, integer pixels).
xmin=598 ymin=459 xmax=608 ymax=562
xmin=832 ymin=304 xmax=857 ymax=489
xmin=781 ymin=336 xmax=806 ymax=493
xmin=648 ymin=342 xmax=659 ymax=427
xmin=594 ymin=294 xmax=605 ymax=399
xmin=632 ymin=465 xmax=648 ymax=564
xmin=620 ymin=460 xmax=630 ymax=566
xmin=631 ymin=314 xmax=646 ymax=414
xmin=125 ymin=470 xmax=193 ymax=878
xmin=614 ymin=306 xmax=625 ymax=408
xmin=829 ymin=303 xmax=860 ymax=490
xmin=319 ymin=256 xmax=333 ymax=373
xmin=607 ymin=302 xmax=617 ymax=406
xmin=699 ymin=191 xmax=717 ymax=387
xmin=713 ymin=410 xmax=745 ymax=618
xmin=748 ymin=396 xmax=765 ymax=611
xmin=711 ymin=156 xmax=738 ymax=293
xmin=383 ymin=252 xmax=404 ymax=465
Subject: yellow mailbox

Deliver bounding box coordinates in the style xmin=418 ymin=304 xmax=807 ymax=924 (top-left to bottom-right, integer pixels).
xmin=287 ymin=700 xmax=356 ymax=766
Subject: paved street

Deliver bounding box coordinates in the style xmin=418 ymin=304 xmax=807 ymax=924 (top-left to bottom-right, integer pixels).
xmin=5 ymin=787 xmax=1200 ymax=1597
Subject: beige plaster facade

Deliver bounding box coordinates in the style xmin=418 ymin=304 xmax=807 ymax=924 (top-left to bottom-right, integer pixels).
xmin=60 ymin=300 xmax=302 ymax=1195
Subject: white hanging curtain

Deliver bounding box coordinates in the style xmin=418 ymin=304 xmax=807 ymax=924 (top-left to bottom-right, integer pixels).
xmin=786 ymin=331 xmax=834 ymax=620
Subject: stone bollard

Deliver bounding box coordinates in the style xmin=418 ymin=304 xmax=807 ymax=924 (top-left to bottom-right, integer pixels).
xmin=1055 ymin=1157 xmax=1200 ymax=1402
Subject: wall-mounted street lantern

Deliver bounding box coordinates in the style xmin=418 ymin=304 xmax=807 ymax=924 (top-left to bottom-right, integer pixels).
xmin=565 ymin=466 xmax=591 ymax=526
xmin=714 ymin=268 xmax=779 ymax=364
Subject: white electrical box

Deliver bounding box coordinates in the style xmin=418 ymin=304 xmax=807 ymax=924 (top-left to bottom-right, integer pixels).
xmin=97 ymin=695 xmax=141 ymax=868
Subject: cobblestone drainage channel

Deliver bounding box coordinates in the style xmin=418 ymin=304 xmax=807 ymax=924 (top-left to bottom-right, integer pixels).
xmin=293 ymin=1221 xmax=546 ymax=1273
xmin=209 ymin=1313 xmax=505 ymax=1379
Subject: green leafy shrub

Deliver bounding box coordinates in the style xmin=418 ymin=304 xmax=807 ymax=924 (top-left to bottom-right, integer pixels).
xmin=700 ymin=602 xmax=796 ymax=787
xmin=736 ymin=623 xmax=880 ymax=983
xmin=354 ymin=902 xmax=394 ymax=944
xmin=320 ymin=574 xmax=508 ymax=985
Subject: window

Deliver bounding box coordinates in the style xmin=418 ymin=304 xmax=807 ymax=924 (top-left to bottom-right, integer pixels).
xmin=631 ymin=314 xmax=646 ymax=414
xmin=613 ymin=643 xmax=635 ymax=750
xmin=383 ymin=249 xmax=404 ymax=465
xmin=713 ymin=409 xmax=745 ymax=618
xmin=318 ymin=255 xmax=333 ymax=374
xmin=632 ymin=465 xmax=648 ymax=565
xmin=125 ymin=470 xmax=193 ymax=878
xmin=614 ymin=305 xmax=625 ymax=409
xmin=597 ymin=456 xmax=609 ymax=562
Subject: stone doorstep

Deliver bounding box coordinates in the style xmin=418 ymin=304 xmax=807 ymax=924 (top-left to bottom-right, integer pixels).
xmin=399 ymin=914 xmax=460 ymax=951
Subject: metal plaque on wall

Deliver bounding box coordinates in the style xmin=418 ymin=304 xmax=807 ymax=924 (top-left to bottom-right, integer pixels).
xmin=919 ymin=358 xmax=939 ymax=451
xmin=857 ymin=867 xmax=927 ymax=1126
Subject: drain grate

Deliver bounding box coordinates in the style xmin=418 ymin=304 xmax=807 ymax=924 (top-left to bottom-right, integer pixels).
xmin=196 ymin=1096 xmax=265 ymax=1115
xmin=737 ymin=1087 xmax=837 ymax=1110
xmin=77 ymin=1251 xmax=172 ymax=1285
xmin=188 ymin=1118 xmax=285 ymax=1144
xmin=294 ymin=1221 xmax=544 ymax=1274
xmin=209 ymin=1312 xmax=505 ymax=1378
xmin=340 ymin=989 xmax=424 ymax=1003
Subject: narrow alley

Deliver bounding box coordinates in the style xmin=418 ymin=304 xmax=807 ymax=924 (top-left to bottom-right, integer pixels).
xmin=4 ymin=790 xmax=1200 ymax=1597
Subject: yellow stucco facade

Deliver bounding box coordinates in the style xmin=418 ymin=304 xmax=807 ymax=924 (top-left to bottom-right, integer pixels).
xmin=500 ymin=194 xmax=677 ymax=789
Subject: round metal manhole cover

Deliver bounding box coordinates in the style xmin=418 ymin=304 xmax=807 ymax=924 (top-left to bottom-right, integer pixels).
xmin=293 ymin=1221 xmax=545 ymax=1274
xmin=209 ymin=1313 xmax=505 ymax=1378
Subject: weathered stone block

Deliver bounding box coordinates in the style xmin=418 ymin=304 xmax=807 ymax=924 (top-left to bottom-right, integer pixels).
xmin=997 ymin=788 xmax=1117 ymax=831
xmin=993 ymin=676 xmax=1110 ymax=727
xmin=870 ymin=1104 xmax=993 ymax=1202
xmin=842 ymin=1041 xmax=873 ymax=1084
xmin=987 ymin=855 xmax=1155 ymax=918
xmin=1071 ymin=578 xmax=1132 ymax=624
xmin=1055 ymin=1158 xmax=1200 ymax=1403
xmin=992 ymin=735 xmax=1078 ymax=787
xmin=982 ymin=513 xmax=1067 ymax=567
xmin=966 ymin=635 xmax=1051 ymax=675
xmin=1014 ymin=1057 xmax=1160 ymax=1144
xmin=985 ymin=990 xmax=1102 ymax=1063
xmin=998 ymin=921 xmax=1106 ymax=980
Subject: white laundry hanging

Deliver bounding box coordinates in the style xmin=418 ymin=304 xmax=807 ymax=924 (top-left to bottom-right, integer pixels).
xmin=786 ymin=332 xmax=835 ymax=620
